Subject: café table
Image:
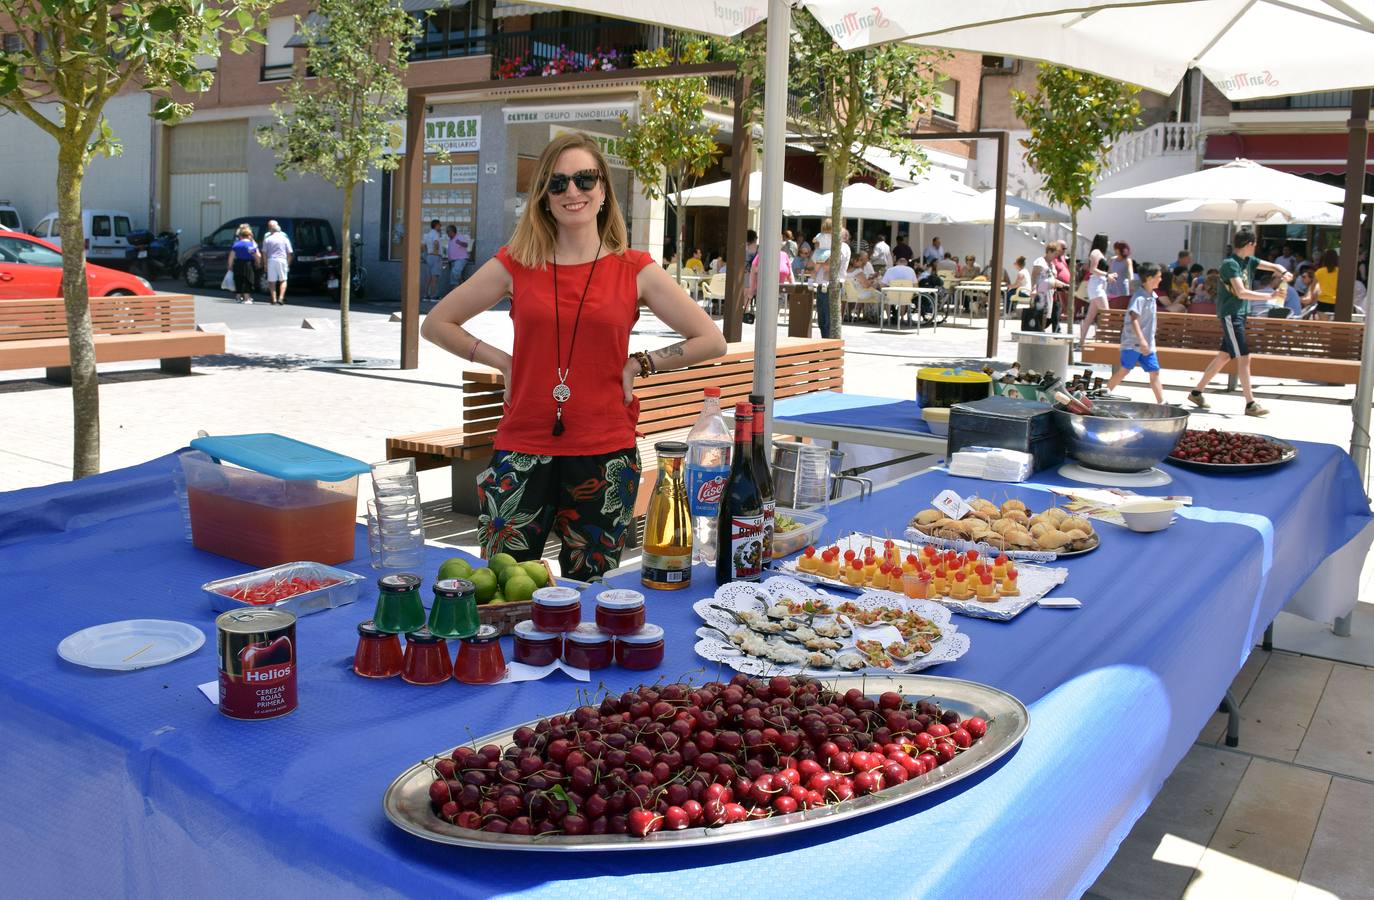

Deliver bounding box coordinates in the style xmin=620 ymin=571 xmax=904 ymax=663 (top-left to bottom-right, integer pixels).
xmin=3 ymin=442 xmax=1368 ymax=898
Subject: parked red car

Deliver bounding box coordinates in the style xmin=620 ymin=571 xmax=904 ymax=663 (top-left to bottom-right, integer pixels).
xmin=0 ymin=229 xmax=153 ymax=299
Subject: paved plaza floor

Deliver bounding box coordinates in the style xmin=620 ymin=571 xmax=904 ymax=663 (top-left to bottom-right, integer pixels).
xmin=3 ymin=282 xmax=1372 ymax=897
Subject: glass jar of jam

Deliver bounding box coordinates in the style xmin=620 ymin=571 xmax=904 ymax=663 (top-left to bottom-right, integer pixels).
xmin=374 ymin=573 xmax=426 ymax=634
xmin=561 ymin=624 xmax=613 ymax=670
xmin=401 ymin=627 xmax=452 ymax=685
xmin=530 ymin=586 xmax=581 ymax=633
xmin=354 ymin=619 xmax=404 ymax=678
xmin=595 ymin=588 xmax=646 ymax=636
xmin=512 ymin=619 xmax=562 ymax=667
xmin=614 ymin=623 xmax=665 ymax=671
xmin=454 ymin=624 xmax=507 ymax=685
xmin=428 ymin=578 xmax=479 ymax=639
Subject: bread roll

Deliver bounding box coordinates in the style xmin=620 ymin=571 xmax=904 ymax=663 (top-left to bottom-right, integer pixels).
xmin=1065 ymin=516 xmax=1093 ymax=535
xmin=1000 ymin=499 xmax=1028 ymax=515
xmin=1037 ymin=529 xmax=1071 ymax=550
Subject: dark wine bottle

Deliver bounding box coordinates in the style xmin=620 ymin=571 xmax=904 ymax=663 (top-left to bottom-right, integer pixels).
xmin=716 ymin=402 xmax=764 ymax=585
xmin=749 ymin=393 xmax=775 ymax=570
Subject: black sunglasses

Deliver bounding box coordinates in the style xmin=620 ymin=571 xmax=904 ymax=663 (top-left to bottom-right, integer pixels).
xmin=547 ymin=169 xmax=601 ymax=195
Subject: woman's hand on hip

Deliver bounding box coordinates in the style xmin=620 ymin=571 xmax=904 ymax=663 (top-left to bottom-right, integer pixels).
xmin=622 ymin=357 xmax=638 ymax=405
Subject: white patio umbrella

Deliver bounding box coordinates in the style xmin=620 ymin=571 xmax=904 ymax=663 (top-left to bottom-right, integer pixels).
xmin=678 ymin=171 xmax=827 ymax=216
xmin=986 ymin=191 xmax=1070 ymax=225
xmin=1145 ymin=198 xmax=1362 ymax=227
xmin=818 ymin=182 xmax=955 ymax=223
xmin=1099 ymin=159 xmax=1374 ymax=205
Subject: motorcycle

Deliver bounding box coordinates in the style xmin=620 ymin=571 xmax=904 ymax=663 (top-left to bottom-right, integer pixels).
xmin=126 ymin=229 xmax=182 ymax=280
xmin=326 ymin=233 xmax=366 ymax=303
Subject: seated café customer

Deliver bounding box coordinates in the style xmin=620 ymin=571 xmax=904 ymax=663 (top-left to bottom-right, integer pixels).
xmin=683 ymin=248 xmax=705 ymax=274
xmin=791 ymin=245 xmax=815 ymax=281
xmin=847 ymin=251 xmax=881 ymax=320
xmin=1006 ymin=256 xmax=1031 ymax=313
xmin=880 ymin=256 xmax=922 ymax=322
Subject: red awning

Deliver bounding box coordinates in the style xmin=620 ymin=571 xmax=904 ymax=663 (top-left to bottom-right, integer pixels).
xmin=1204 ymin=133 xmax=1374 ymax=175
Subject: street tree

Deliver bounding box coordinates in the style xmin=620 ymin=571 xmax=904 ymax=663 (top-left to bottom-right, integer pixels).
xmin=1011 ymin=64 xmax=1142 ymax=305
xmin=0 ymin=0 xmax=274 ymax=478
xmin=722 ymin=16 xmax=947 ymax=337
xmin=256 ymin=0 xmax=421 ymax=364
xmin=619 ymin=40 xmax=720 ymax=284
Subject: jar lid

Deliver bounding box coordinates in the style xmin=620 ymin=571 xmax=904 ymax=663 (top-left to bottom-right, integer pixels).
xmin=596 ymin=588 xmax=645 ymax=610
xmin=216 ymin=608 xmax=296 ymax=633
xmin=379 ymin=573 xmax=421 ymax=593
xmin=461 ymin=624 xmax=501 ymax=644
xmin=434 ymin=578 xmax=475 ymax=598
xmin=616 ymin=623 xmax=664 ymax=645
xmin=532 ymin=586 xmax=580 ymax=608
xmin=513 ymin=619 xmax=561 ymax=641
xmin=405 ymin=626 xmax=442 ymax=644
xmin=564 ymin=624 xmax=612 ymax=645
xmin=357 ymin=619 xmax=383 ymax=637
xmin=654 ymin=440 xmax=687 ymax=457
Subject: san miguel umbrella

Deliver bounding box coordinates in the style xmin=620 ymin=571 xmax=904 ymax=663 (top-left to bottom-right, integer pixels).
xmin=1145 ymin=198 xmax=1362 ymax=227
xmin=1099 ymin=158 xmax=1374 ymax=206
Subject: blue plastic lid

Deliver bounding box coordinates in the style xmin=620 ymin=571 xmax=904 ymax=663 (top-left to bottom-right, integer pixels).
xmin=189 ymin=433 xmax=371 ymax=482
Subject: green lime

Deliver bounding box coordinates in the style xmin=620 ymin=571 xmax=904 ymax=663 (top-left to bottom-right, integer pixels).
xmin=504 ymin=575 xmax=537 ymax=603
xmin=519 ymin=561 xmax=550 ymax=588
xmin=470 ymin=568 xmax=498 ymax=604
xmin=489 ymin=552 xmax=519 ymax=573
xmin=498 ymin=565 xmax=525 ymax=587
xmin=438 ymin=557 xmax=474 ymax=581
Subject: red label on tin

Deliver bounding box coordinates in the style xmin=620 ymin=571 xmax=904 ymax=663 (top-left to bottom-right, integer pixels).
xmin=220 ymin=633 xmax=296 ymax=719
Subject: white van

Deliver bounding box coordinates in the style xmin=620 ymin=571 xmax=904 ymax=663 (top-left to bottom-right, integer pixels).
xmin=0 ymin=202 xmax=20 ymax=232
xmin=31 ymin=209 xmax=137 ymax=263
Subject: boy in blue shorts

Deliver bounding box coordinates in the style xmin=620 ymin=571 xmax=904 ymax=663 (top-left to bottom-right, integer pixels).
xmin=1105 ymin=261 xmax=1165 ymax=403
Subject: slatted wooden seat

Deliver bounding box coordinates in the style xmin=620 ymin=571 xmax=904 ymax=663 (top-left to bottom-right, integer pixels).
xmin=1083 ymin=309 xmax=1362 ymax=384
xmin=386 ymin=336 xmax=845 ymax=515
xmin=0 ymin=294 xmax=224 ymax=380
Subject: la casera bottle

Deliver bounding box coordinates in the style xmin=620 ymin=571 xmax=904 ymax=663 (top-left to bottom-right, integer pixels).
xmin=749 ymin=393 xmax=775 ymax=570
xmin=716 ymin=402 xmax=765 ymax=585
xmin=641 ymin=441 xmax=692 ymax=590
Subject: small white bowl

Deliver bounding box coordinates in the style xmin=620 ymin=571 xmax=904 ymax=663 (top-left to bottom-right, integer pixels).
xmin=1118 ymin=499 xmax=1178 ymax=533
xmin=922 ymin=407 xmax=950 ymax=437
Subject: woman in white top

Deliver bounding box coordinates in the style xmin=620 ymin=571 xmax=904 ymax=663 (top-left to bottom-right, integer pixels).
xmin=1079 ymin=233 xmax=1118 ymax=346
xmin=1005 ymin=256 xmax=1032 ymax=313
xmin=813 ymin=219 xmax=832 ymax=256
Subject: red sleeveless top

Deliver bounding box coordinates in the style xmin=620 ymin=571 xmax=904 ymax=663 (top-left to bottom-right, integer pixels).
xmin=493 ymin=246 xmax=652 ymax=455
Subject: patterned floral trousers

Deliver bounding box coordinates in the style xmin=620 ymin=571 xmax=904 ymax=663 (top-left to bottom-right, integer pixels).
xmin=475 ymin=448 xmax=641 ymax=581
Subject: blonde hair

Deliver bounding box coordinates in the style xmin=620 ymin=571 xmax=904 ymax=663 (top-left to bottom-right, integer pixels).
xmin=236 ymin=224 xmax=253 ymax=240
xmin=507 ymin=132 xmax=627 ymax=268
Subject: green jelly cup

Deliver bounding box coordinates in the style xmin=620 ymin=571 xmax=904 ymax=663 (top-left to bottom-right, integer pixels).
xmin=373 ymin=573 xmax=426 ymax=634
xmin=428 ymin=578 xmax=480 ymax=639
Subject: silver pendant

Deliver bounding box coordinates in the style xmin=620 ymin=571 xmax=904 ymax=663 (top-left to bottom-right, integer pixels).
xmin=552 ymin=383 xmax=571 ymax=403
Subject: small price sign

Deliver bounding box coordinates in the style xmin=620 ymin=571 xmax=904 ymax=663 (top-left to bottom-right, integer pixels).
xmin=931 ymin=489 xmax=972 ymax=520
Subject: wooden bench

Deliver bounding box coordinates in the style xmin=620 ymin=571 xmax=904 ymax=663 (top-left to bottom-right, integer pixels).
xmin=1083 ymin=309 xmax=1362 ymax=384
xmin=386 ymin=336 xmax=845 ymax=516
xmin=0 ymin=293 xmax=224 ymax=381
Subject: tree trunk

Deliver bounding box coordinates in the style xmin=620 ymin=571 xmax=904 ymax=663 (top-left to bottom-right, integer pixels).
xmin=1068 ymin=207 xmax=1078 ymax=334
xmin=57 ymin=141 xmax=99 ymax=479
xmin=673 ymin=171 xmax=685 ymax=284
xmin=340 ymin=182 xmax=354 ymax=364
xmin=827 ymin=155 xmax=847 ymax=339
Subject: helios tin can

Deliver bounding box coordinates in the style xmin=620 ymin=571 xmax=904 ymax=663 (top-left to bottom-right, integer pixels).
xmin=216 ymin=608 xmax=297 ymax=720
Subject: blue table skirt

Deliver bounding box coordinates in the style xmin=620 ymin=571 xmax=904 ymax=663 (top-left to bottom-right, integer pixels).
xmin=1 ymin=443 xmax=1368 ymax=899
xmin=775 ymin=390 xmax=933 ymax=436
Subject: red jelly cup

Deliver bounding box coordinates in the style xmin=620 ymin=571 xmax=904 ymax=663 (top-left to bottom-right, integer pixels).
xmin=562 ymin=624 xmax=613 ymax=670
xmin=512 ymin=619 xmax=562 ymax=667
xmin=353 ymin=619 xmax=403 ymax=678
xmin=531 ymin=586 xmax=581 ymax=633
xmin=455 ymin=625 xmax=507 ymax=685
xmin=595 ymin=589 xmax=646 ymax=636
xmin=401 ymin=628 xmax=452 ymax=685
xmin=614 ymin=623 xmax=665 ymax=670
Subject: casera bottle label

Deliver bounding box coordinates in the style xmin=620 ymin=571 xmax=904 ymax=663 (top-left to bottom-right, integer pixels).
xmin=728 ymin=515 xmax=766 ymax=580
xmin=686 ymin=464 xmax=729 ymax=518
xmin=641 ymin=550 xmax=691 ymax=586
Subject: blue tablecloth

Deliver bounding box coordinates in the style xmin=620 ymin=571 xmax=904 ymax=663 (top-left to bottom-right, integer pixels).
xmin=2 ymin=444 xmax=1369 ymax=899
xmin=775 ymin=390 xmax=933 ymax=436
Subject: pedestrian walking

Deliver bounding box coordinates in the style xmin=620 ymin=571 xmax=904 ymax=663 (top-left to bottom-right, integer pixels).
xmin=228 ymin=224 xmax=260 ymax=304
xmin=261 ymin=220 xmax=292 ymax=305
xmin=422 ymin=219 xmax=444 ymax=300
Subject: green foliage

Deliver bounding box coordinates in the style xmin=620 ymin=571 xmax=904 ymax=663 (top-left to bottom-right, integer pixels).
xmin=1010 ymin=64 xmax=1142 ymax=215
xmin=717 ymin=12 xmax=949 ymax=336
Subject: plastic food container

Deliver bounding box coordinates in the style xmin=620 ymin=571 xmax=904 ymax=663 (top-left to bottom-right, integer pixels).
xmin=770 ymin=507 xmax=827 ymax=559
xmin=614 ymin=623 xmax=665 ymax=670
xmin=595 ymin=589 xmax=646 ymax=635
xmin=562 ymin=624 xmax=613 ymax=670
xmin=181 ymin=435 xmax=371 ymax=568
xmin=921 ymin=407 xmax=951 ymax=437
xmin=531 ymin=586 xmax=582 ymax=633
xmin=203 ymin=561 xmax=366 ymax=617
xmin=1118 ymin=499 xmax=1178 ymax=533
xmin=512 ymin=620 xmax=563 ymax=667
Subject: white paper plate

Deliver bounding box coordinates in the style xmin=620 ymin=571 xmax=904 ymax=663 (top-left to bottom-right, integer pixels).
xmin=57 ymin=619 xmax=206 ymax=671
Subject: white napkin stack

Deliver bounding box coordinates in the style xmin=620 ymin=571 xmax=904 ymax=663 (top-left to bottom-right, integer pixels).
xmin=948 ymin=446 xmax=1034 ymax=482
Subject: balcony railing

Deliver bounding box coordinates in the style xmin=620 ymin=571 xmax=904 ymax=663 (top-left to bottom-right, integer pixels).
xmin=489 ymin=22 xmax=653 ymax=78
xmin=1234 ymin=90 xmax=1354 ymax=111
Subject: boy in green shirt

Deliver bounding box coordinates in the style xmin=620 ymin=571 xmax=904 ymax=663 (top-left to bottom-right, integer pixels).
xmin=1186 ymin=229 xmax=1292 ymax=417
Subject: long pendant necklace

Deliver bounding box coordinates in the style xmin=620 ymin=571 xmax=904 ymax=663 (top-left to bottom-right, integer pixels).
xmin=551 ymin=240 xmax=602 ymax=436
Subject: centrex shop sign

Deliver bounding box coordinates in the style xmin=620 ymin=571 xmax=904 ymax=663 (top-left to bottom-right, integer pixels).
xmin=504 ymin=102 xmax=636 ymax=124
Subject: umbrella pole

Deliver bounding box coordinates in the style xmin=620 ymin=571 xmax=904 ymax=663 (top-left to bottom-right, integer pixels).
xmin=752 ymin=0 xmax=792 ymax=441
xmin=1339 ymin=214 xmax=1374 ymax=637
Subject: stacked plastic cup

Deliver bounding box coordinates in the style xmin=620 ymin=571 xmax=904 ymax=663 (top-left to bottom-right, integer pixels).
xmin=367 ymin=458 xmax=425 ymax=569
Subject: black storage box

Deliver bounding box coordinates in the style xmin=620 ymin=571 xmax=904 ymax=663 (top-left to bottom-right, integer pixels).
xmin=947 ymin=395 xmax=1064 ymax=472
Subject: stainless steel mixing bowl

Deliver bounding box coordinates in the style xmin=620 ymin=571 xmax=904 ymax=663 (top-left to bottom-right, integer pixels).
xmin=1052 ymin=401 xmax=1190 ymax=472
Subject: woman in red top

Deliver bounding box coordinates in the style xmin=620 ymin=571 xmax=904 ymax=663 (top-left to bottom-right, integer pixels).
xmin=422 ymin=133 xmax=726 ymax=579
